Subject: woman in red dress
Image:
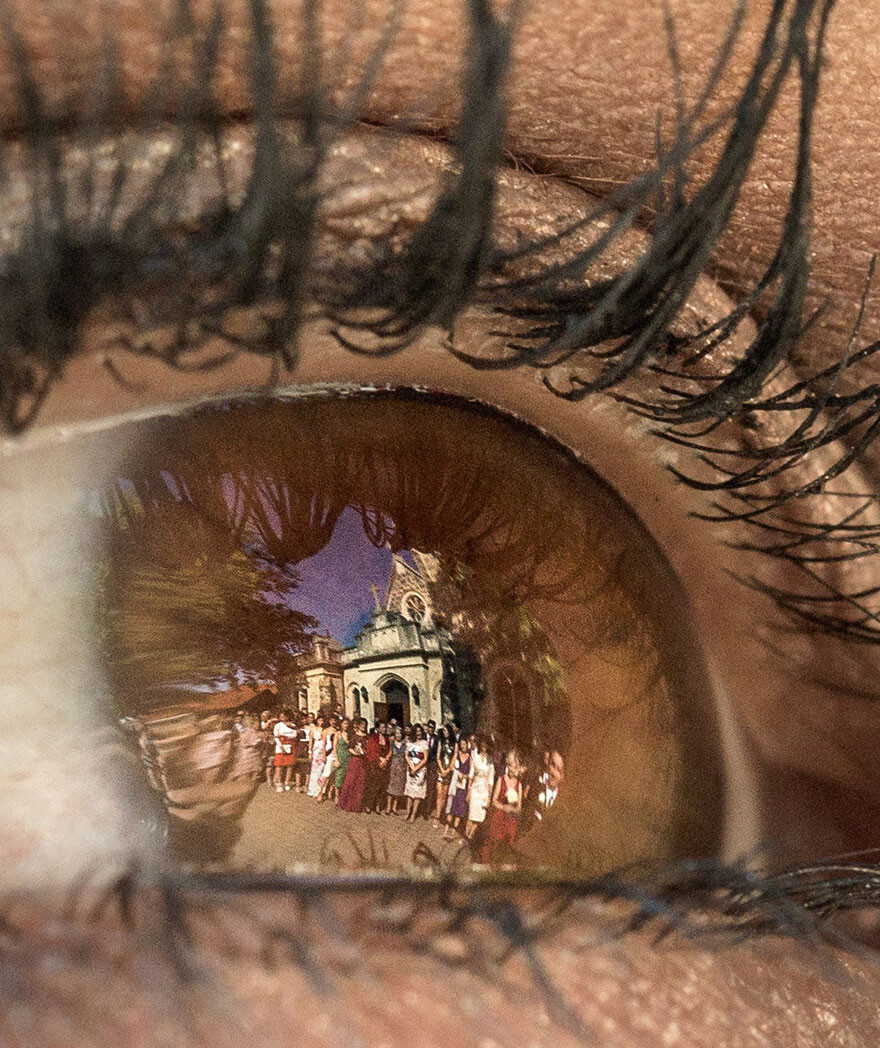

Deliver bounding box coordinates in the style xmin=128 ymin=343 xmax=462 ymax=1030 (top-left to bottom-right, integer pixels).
xmin=482 ymin=749 xmax=523 ymax=863
xmin=362 ymin=722 xmax=391 ymax=813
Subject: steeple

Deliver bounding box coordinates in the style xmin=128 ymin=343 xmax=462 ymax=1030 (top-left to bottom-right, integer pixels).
xmin=384 ymin=551 xmax=433 ymax=625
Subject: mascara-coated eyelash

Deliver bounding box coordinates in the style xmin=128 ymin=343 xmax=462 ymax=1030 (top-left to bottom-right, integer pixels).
xmin=5 ymin=856 xmax=880 ymax=1000
xmin=2 ymin=862 xmax=877 ymax=1042
xmin=0 ymin=0 xmax=876 ymax=646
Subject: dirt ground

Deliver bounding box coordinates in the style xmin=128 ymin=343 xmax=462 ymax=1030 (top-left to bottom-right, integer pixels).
xmin=230 ymin=783 xmax=472 ymax=872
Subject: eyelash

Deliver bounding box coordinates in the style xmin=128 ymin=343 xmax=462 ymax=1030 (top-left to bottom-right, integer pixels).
xmin=2 ymin=0 xmax=879 ymax=932
xmin=6 ymin=856 xmax=879 ymax=1002
xmin=1 ymin=0 xmax=871 ymax=649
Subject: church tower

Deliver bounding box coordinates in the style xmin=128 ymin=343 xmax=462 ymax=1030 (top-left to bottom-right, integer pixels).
xmin=382 ymin=551 xmax=436 ymax=626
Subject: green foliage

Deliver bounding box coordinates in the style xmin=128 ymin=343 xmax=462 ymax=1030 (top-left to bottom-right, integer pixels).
xmin=429 ymin=557 xmax=569 ymax=711
xmin=97 ymin=481 xmax=318 ymax=712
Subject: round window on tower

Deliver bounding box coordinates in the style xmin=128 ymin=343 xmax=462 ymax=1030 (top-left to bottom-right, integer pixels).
xmin=403 ymin=593 xmax=427 ymax=624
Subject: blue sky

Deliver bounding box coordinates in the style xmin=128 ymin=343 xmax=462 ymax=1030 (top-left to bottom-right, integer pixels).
xmin=288 ymin=506 xmax=394 ymax=646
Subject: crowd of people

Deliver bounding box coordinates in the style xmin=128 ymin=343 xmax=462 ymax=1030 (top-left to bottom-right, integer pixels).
xmin=235 ymin=707 xmax=566 ymax=862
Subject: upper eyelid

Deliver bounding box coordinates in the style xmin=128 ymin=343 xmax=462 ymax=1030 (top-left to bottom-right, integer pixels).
xmin=0 ymin=0 xmax=814 ymax=423
xmin=2 ymin=0 xmax=875 ymax=647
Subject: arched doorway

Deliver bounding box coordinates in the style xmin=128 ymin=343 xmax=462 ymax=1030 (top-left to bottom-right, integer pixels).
xmin=376 ymin=677 xmax=410 ymax=725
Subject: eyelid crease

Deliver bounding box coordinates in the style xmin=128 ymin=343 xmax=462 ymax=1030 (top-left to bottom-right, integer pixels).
xmin=3 ymin=0 xmax=877 ymax=652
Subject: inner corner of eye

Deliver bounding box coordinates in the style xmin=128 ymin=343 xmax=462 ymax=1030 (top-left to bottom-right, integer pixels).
xmin=57 ymin=389 xmax=727 ymax=879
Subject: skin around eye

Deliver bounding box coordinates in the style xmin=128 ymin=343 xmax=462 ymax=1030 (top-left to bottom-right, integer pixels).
xmin=1 ymin=0 xmax=875 ymax=365
xmin=3 ymin=1 xmax=880 ymax=1046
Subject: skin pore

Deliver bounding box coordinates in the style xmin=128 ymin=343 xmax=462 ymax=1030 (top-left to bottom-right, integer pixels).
xmin=3 ymin=0 xmax=880 ymax=1045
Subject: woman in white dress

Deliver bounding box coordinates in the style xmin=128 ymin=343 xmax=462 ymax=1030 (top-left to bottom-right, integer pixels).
xmin=403 ymin=723 xmax=430 ymax=822
xmin=306 ymin=714 xmax=327 ymax=796
xmin=317 ymin=719 xmax=338 ymax=801
xmin=465 ymin=737 xmax=495 ymax=840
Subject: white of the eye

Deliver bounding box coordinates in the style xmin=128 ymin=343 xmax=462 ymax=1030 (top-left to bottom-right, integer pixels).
xmin=0 ymin=435 xmax=159 ymax=890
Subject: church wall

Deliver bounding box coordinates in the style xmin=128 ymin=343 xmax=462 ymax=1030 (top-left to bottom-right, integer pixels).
xmin=299 ymin=666 xmax=343 ymax=714
xmin=343 ymin=653 xmax=444 ymax=727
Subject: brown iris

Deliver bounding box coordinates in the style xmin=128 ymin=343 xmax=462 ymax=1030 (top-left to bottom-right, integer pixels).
xmin=92 ymin=391 xmax=724 ymax=874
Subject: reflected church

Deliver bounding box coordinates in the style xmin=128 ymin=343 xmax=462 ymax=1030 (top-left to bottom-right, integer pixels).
xmin=295 ymin=551 xmax=484 ymax=732
xmin=343 ymin=552 xmax=445 ymax=726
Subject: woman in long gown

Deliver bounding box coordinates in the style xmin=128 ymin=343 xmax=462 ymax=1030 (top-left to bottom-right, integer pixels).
xmin=384 ymin=725 xmax=407 ymax=815
xmin=465 ymin=737 xmax=495 ymax=840
xmin=433 ymin=726 xmax=456 ymax=825
xmin=337 ymin=719 xmax=367 ymax=812
xmin=306 ymin=715 xmax=327 ymax=796
xmin=331 ymin=718 xmax=351 ymax=801
xmin=317 ymin=719 xmax=338 ymax=802
xmin=363 ymin=722 xmax=390 ymax=813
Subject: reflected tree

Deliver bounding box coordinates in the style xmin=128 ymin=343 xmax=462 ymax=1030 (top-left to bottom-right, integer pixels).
xmin=98 ymin=488 xmax=318 ymax=714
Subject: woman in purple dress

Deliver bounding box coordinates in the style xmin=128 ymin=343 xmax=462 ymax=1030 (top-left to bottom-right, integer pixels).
xmin=442 ymin=737 xmax=472 ymax=838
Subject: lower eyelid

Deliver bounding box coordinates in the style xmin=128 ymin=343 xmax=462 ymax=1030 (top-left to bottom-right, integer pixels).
xmin=7 ymin=870 xmax=880 ymax=1048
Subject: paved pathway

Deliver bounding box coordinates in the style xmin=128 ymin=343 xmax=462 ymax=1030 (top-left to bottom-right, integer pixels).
xmin=230 ymin=784 xmax=471 ymax=872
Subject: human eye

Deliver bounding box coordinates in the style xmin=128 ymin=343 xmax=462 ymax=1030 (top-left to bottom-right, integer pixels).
xmin=3 ymin=0 xmax=880 ymax=1044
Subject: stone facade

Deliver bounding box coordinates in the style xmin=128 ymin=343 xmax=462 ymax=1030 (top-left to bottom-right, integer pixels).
xmin=290 ymin=551 xmax=482 ymax=730
xmin=342 ymin=551 xmax=458 ymax=728
xmin=341 ymin=609 xmax=446 ymax=727
xmin=293 ymin=634 xmax=344 ymax=714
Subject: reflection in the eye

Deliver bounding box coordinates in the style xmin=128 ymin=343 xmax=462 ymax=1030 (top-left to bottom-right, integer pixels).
xmin=91 ymin=391 xmax=725 ymax=875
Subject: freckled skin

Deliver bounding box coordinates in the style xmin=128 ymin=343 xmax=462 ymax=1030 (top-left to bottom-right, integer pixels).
xmin=2 ymin=1 xmax=880 ymax=1045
